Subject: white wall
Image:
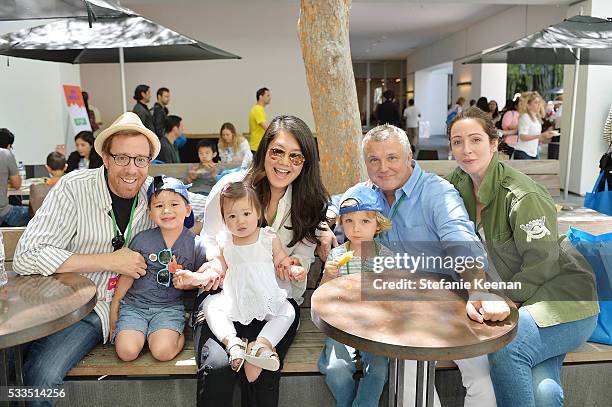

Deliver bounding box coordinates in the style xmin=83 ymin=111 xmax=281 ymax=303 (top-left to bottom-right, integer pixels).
xmin=81 ymin=0 xmax=314 ymax=136
xmin=414 ymin=70 xmax=448 ymax=136
xmin=0 ymin=20 xmax=81 ymax=165
xmin=452 ymin=60 xmax=481 ymax=105
xmin=560 ymin=0 xmax=612 ymax=195
xmin=480 ymin=64 xmax=507 ymax=109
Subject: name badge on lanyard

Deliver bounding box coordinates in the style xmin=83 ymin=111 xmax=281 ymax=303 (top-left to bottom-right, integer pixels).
xmin=105 ymin=276 xmax=119 ymax=303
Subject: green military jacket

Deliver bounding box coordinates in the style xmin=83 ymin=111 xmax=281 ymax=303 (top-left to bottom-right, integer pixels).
xmin=447 ymin=153 xmax=598 ymax=327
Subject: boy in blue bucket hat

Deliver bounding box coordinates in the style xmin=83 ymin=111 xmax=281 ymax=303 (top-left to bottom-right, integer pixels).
xmin=110 ymin=175 xmax=206 ymax=362
xmin=318 ymin=183 xmax=395 ymax=407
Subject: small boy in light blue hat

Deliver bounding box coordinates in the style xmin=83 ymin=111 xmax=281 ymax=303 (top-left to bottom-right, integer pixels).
xmin=110 ymin=175 xmax=205 ymax=362
xmin=318 ymin=183 xmax=394 ymax=407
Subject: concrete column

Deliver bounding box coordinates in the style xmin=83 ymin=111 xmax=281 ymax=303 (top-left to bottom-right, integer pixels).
xmin=480 ymin=64 xmax=507 ymax=109
xmin=560 ymin=0 xmax=612 ymax=195
xmin=415 ymin=69 xmax=448 ymax=136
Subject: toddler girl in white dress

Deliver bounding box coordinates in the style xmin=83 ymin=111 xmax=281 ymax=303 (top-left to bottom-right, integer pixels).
xmin=196 ymin=182 xmax=302 ymax=372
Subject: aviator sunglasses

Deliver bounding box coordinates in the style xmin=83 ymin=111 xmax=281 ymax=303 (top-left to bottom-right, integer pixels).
xmin=267 ymin=147 xmax=305 ymax=166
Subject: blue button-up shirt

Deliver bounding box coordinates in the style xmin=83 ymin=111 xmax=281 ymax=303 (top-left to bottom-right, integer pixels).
xmin=375 ymin=160 xmax=485 ymax=273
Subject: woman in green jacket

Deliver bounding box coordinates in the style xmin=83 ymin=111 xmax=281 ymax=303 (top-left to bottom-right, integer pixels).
xmin=447 ymin=107 xmax=598 ymax=407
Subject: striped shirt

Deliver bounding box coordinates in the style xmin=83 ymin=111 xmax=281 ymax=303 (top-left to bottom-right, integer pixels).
xmin=13 ymin=167 xmax=206 ymax=343
xmin=327 ymin=241 xmax=394 ymax=275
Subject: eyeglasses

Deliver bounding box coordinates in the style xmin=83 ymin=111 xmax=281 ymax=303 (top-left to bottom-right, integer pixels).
xmin=156 ymin=248 xmax=173 ymax=287
xmin=109 ymin=153 xmax=151 ymax=168
xmin=267 ymin=147 xmax=305 ymax=166
xmin=111 ymin=232 xmax=125 ymax=252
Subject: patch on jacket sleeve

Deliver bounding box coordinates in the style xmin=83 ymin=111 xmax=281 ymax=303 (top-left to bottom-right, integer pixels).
xmin=519 ymin=216 xmax=551 ymax=242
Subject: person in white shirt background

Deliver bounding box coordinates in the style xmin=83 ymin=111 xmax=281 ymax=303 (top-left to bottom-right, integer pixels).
xmin=403 ymin=98 xmax=421 ymax=151
xmin=513 ymin=91 xmax=556 ymax=160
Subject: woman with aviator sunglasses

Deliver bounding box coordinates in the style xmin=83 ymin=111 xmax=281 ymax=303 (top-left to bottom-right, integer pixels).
xmin=110 ymin=175 xmax=206 ymax=362
xmin=182 ymin=115 xmax=329 ymax=407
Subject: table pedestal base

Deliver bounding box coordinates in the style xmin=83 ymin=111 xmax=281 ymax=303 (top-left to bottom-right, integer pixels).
xmin=388 ymin=359 xmax=436 ymax=407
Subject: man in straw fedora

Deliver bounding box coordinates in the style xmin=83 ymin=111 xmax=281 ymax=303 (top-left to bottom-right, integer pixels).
xmin=12 ymin=112 xmax=206 ymax=405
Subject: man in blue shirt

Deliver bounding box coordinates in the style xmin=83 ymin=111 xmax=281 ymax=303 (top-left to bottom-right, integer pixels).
xmin=359 ymin=124 xmax=507 ymax=407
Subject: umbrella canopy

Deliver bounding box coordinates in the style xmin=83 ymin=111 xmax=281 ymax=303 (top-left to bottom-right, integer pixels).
xmin=0 ymin=15 xmax=241 ymax=63
xmin=464 ymin=15 xmax=612 ymax=65
xmin=0 ymin=15 xmax=240 ymax=112
xmin=0 ymin=0 xmax=134 ymax=25
xmin=464 ymin=15 xmax=612 ymax=200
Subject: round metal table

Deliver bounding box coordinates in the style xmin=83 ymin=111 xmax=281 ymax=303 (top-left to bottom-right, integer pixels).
xmin=311 ymin=272 xmax=518 ymax=407
xmin=0 ymin=272 xmax=97 ymax=401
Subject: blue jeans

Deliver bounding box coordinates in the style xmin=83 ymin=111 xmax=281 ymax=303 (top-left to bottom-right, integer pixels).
xmin=318 ymin=337 xmax=388 ymax=407
xmin=0 ymin=205 xmax=29 ymax=226
xmin=22 ymin=311 xmax=103 ymax=407
xmin=488 ymin=307 xmax=597 ymax=407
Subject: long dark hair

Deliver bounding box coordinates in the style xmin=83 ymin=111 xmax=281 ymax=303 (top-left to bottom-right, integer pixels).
xmin=75 ymin=131 xmax=102 ymax=166
xmin=246 ymin=115 xmax=328 ymax=247
xmin=476 ymin=97 xmax=490 ymax=113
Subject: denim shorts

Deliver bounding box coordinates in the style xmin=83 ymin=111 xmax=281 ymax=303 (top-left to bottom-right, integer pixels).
xmin=113 ymin=300 xmax=185 ymax=343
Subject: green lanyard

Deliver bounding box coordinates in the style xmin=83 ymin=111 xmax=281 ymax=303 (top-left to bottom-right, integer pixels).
xmin=388 ymin=193 xmax=407 ymax=221
xmin=110 ymin=197 xmax=138 ymax=248
xmin=382 ymin=170 xmax=422 ymax=241
xmin=381 ymin=193 xmax=407 ymax=242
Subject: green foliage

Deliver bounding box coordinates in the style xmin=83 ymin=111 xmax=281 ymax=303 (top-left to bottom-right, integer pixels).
xmin=506 ymin=64 xmax=564 ymax=101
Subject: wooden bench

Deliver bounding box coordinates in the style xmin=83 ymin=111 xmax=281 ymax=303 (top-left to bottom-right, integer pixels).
xmin=0 ymin=227 xmax=324 ymax=376
xmin=419 ymin=159 xmax=561 ymax=197
xmin=3 ymin=225 xmax=611 ymax=381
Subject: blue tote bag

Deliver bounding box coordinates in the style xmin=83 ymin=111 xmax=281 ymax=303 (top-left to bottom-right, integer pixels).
xmin=567 ymin=227 xmax=612 ymax=345
xmin=585 ymin=171 xmax=612 ymax=216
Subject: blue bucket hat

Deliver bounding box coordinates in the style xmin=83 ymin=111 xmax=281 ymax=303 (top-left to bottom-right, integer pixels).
xmin=339 ymin=184 xmax=386 ymax=215
xmin=146 ymin=175 xmax=194 ymax=228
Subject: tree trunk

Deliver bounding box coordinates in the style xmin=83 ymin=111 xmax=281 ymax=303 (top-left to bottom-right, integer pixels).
xmin=298 ymin=0 xmax=365 ymax=195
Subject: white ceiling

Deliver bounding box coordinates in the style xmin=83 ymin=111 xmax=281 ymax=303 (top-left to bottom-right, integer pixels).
xmin=123 ymin=0 xmax=574 ymax=60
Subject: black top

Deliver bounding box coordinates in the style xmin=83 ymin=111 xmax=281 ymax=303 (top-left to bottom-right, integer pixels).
xmin=132 ymin=101 xmax=155 ymax=133
xmin=65 ymin=150 xmax=103 ymax=173
xmin=157 ymin=136 xmax=180 ymax=164
xmin=152 ymin=102 xmax=168 ymax=139
xmin=107 ymin=180 xmax=136 ymax=234
xmin=376 ymin=100 xmax=401 ymax=126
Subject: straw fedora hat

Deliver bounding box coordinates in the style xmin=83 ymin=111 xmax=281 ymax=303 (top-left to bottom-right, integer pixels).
xmin=94 ymin=112 xmax=161 ymax=159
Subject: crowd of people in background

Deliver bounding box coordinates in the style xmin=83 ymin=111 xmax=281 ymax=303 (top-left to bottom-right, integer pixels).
xmin=369 ymin=87 xmax=563 ymax=163
xmin=0 ymin=83 xmax=267 ymax=227
xmin=448 ymin=91 xmax=563 ymax=160
xmin=0 ymin=83 xmax=566 ymax=230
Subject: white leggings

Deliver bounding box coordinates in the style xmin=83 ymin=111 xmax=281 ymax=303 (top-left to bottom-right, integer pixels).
xmin=202 ymin=293 xmax=295 ymax=347
xmin=402 ymin=355 xmax=497 ymax=407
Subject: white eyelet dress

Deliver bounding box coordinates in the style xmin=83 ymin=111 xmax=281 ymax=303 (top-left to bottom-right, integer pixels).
xmin=221 ymin=227 xmax=289 ymax=325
